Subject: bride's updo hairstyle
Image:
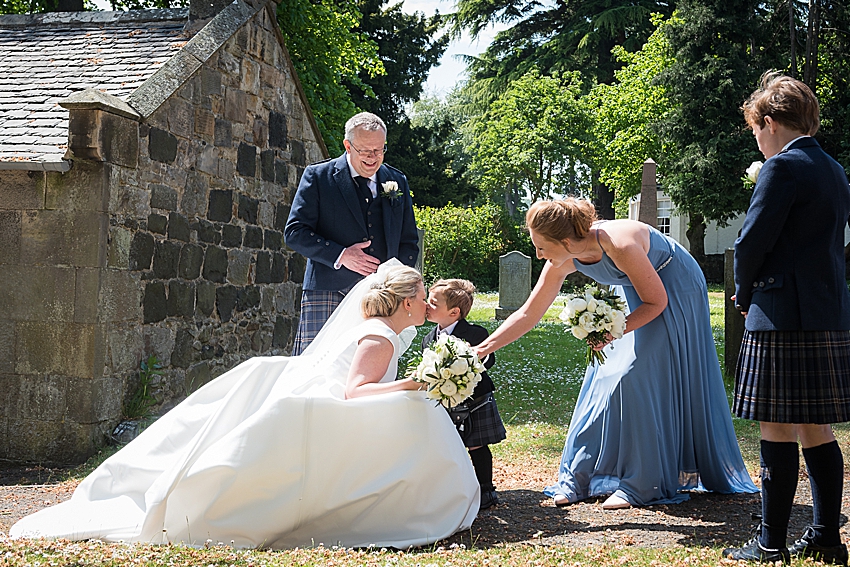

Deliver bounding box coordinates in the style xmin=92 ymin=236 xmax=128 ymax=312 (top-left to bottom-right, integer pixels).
xmin=361 ymin=266 xmax=423 ymax=318
xmin=526 ymin=198 xmax=597 ymax=243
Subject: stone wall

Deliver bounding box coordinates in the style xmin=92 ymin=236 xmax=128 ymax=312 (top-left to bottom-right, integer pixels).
xmin=0 ymin=1 xmax=323 ymax=464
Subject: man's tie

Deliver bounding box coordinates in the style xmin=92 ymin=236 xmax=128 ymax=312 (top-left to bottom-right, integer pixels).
xmin=354 ymin=176 xmax=372 ymax=204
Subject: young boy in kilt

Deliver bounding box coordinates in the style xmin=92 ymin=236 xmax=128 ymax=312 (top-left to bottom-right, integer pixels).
xmin=422 ymin=279 xmax=506 ymax=510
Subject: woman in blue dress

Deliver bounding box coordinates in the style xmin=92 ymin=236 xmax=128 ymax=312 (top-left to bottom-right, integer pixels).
xmin=474 ymin=198 xmax=757 ymax=509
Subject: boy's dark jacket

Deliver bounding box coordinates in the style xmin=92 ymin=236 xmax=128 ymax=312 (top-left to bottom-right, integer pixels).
xmin=421 ymin=318 xmax=495 ymax=398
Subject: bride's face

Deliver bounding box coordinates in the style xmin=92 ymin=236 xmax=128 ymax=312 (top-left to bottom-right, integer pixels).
xmin=405 ymin=282 xmax=428 ymax=326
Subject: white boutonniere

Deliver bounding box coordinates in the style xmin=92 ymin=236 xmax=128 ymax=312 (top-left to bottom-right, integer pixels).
xmin=744 ymin=161 xmax=763 ymax=185
xmin=381 ymin=181 xmax=401 ymax=201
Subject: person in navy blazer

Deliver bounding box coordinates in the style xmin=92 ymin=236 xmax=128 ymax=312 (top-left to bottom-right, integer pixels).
xmin=284 ymin=113 xmax=419 ymax=354
xmin=724 ymin=73 xmax=850 ymax=565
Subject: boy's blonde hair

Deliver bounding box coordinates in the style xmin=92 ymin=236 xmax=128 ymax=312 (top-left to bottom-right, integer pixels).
xmin=429 ymin=279 xmax=476 ymax=319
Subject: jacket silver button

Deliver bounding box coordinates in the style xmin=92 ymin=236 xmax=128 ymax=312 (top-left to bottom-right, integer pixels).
xmin=768 ymin=277 xmax=775 ymax=283
xmin=759 ymin=282 xmax=765 ymax=287
xmin=753 ymin=282 xmax=758 ymax=287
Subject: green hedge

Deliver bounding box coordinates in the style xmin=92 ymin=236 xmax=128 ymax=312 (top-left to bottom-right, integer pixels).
xmin=414 ymin=203 xmax=534 ymax=291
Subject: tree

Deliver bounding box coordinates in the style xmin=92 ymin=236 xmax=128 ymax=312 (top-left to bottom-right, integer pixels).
xmin=467 ymin=70 xmax=591 ymax=215
xmin=346 ymin=0 xmax=448 ymax=125
xmin=584 ymin=14 xmax=678 ymax=215
xmin=277 ymin=0 xmax=383 ymax=155
xmin=656 ymin=0 xmax=776 ymax=261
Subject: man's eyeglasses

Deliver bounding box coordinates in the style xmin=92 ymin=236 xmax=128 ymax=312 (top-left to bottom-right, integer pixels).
xmin=349 ymin=142 xmax=387 ymax=158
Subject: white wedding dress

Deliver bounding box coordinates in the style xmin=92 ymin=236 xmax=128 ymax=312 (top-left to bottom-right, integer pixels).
xmin=11 ymin=262 xmax=480 ymax=549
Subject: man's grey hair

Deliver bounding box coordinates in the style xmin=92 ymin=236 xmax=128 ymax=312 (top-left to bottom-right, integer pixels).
xmin=344 ymin=112 xmax=387 ymax=141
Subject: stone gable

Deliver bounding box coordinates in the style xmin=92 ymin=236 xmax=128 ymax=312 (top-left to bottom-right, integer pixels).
xmin=0 ymin=0 xmax=323 ymax=464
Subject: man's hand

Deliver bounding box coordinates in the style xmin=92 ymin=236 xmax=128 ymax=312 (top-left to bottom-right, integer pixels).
xmin=340 ymin=241 xmax=380 ymax=276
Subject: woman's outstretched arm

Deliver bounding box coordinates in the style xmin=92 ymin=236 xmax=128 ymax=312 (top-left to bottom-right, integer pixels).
xmin=475 ymin=260 xmax=573 ymax=358
xmin=345 ymin=335 xmax=421 ymax=399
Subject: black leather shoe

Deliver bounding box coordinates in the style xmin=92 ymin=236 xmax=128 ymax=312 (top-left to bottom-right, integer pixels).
xmin=789 ymin=526 xmax=848 ymax=566
xmin=722 ymin=536 xmax=790 ymax=563
xmin=480 ymin=489 xmax=499 ymax=510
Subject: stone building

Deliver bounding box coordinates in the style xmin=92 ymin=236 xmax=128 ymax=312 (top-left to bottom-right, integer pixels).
xmin=0 ymin=0 xmax=325 ymax=463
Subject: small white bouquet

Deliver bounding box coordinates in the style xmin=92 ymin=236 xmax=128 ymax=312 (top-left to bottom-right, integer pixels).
xmin=560 ymin=285 xmax=627 ymax=366
xmin=409 ymin=335 xmax=484 ymax=408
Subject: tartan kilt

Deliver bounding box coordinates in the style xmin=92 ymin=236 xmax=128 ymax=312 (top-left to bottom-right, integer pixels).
xmin=292 ymin=288 xmax=348 ymax=355
xmin=448 ymin=393 xmax=507 ymax=448
xmin=733 ymin=329 xmax=850 ymax=424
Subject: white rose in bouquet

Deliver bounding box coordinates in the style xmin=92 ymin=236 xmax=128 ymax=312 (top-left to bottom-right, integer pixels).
xmin=448 ymin=357 xmax=469 ymax=375
xmin=439 ymin=380 xmax=458 ymax=396
xmin=571 ymin=326 xmax=590 ymax=340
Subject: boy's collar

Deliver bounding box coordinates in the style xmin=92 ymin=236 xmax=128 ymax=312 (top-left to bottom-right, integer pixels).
xmin=437 ymin=320 xmax=460 ymax=335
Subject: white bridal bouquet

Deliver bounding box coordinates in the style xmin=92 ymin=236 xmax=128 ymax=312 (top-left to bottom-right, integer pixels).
xmin=409 ymin=334 xmax=485 ymax=408
xmin=560 ymin=285 xmax=627 ymax=366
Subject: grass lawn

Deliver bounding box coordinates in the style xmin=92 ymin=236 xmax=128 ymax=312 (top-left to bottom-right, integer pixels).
xmin=3 ymin=287 xmax=848 ymax=566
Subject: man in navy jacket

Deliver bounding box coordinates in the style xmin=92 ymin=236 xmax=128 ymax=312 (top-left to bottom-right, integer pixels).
xmin=284 ymin=113 xmax=419 ymax=354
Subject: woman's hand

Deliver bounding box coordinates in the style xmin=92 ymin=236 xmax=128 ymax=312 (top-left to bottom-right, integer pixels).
xmin=591 ymin=332 xmax=614 ymax=351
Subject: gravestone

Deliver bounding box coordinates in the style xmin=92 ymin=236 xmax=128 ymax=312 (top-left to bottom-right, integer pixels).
xmin=495 ymin=251 xmax=531 ymax=320
xmin=638 ymin=158 xmax=658 ymax=227
xmin=724 ymin=248 xmax=744 ymax=378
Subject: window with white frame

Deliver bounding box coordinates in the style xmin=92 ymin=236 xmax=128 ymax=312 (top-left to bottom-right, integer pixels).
xmin=657 ymin=199 xmax=672 ymax=235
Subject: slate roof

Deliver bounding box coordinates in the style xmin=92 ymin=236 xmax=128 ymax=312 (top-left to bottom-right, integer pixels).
xmin=0 ymin=9 xmax=192 ymax=169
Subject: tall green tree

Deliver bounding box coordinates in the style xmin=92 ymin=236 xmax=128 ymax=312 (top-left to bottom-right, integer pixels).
xmin=278 ymin=0 xmax=383 ymax=155
xmin=584 ymin=14 xmax=678 ymax=216
xmin=468 ymin=70 xmax=591 ymax=216
xmin=655 ymin=0 xmax=775 ymax=261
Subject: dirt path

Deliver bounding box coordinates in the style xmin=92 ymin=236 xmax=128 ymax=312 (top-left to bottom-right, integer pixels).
xmin=2 ymin=463 xmax=848 ymax=551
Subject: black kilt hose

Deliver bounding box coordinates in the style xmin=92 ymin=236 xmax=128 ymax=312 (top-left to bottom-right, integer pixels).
xmin=734 ymin=329 xmax=850 ymax=424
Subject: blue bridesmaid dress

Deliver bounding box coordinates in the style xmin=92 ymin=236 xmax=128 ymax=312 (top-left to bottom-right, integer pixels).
xmin=544 ymin=227 xmax=758 ymax=506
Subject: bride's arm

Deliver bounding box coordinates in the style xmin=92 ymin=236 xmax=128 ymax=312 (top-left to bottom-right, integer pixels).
xmin=345 ymin=335 xmax=422 ymax=399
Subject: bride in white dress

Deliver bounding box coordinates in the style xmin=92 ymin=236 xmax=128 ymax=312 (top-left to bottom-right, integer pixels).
xmin=11 ymin=261 xmax=480 ymax=549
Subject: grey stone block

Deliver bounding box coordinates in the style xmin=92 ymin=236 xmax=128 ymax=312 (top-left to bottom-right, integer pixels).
xmin=0 ymin=210 xmax=21 ymax=265
xmin=216 ymin=285 xmax=237 ymax=321
xmin=45 ymin=160 xmax=108 ymax=213
xmin=149 ymin=128 xmax=178 ymax=163
xmin=260 ymin=149 xmax=274 ymax=182
xmin=227 ymin=248 xmax=251 ymax=285
xmin=238 ymin=194 xmax=259 ymax=224
xmin=171 ymin=328 xmax=194 ymax=369
xmin=200 ymin=67 xmax=221 ymax=97
xmin=243 ymin=225 xmax=263 ymax=248
xmin=225 ymin=88 xmax=248 ymax=123
xmin=196 ymin=146 xmax=218 ymax=175
xmin=264 ymin=229 xmax=282 ymax=251
xmin=178 ymin=243 xmax=204 ymax=280
xmin=167 ymin=98 xmax=194 ymax=139
xmin=214 ymin=118 xmax=232 ymax=147
xmin=182 ymin=171 xmax=210 ymax=218
xmin=274 ymin=159 xmax=289 ymax=186
xmin=269 ymin=110 xmax=287 ymax=148
xmin=100 ymin=111 xmax=140 ymax=169
xmin=129 ymin=232 xmax=154 ymax=271
xmin=153 ymin=240 xmax=180 ymax=279
xmin=105 ymin=324 xmax=143 ymax=376
xmin=107 ymin=226 xmax=132 ymax=269
xmin=0 ymin=170 xmax=45 ymax=209
xmin=143 ymin=281 xmax=167 ymax=323
xmin=274 ymin=202 xmax=289 ymax=231
xmin=207 ymin=189 xmax=233 ymax=222
xmin=202 ymin=246 xmax=228 ymax=283
xmin=287 ymin=253 xmax=305 ymax=284
xmin=196 ymin=220 xmax=220 ymax=244
xmin=272 ymin=315 xmax=292 ymax=349
xmin=16 ymin=322 xmax=96 ymax=378
xmin=148 ymin=213 xmax=168 ymax=234
xmin=196 ymin=281 xmax=216 ymax=316
xmin=0 ymin=320 xmax=15 ymax=374
xmin=235 ymin=286 xmax=260 ymax=312
xmin=74 ymin=267 xmax=99 ymax=324
xmin=150 ymin=184 xmax=178 ymax=211
xmin=98 ymin=270 xmax=141 ymax=322
xmin=258 ymin=200 xmax=274 ymax=228
xmin=195 ymin=108 xmax=216 ymax=138
xmin=0 ymin=265 xmax=75 ymax=322
xmin=236 ymin=142 xmax=256 ymax=177
xmin=167 ymin=280 xmax=195 ymax=318
xmin=143 ymin=325 xmax=174 ymax=367
xmin=221 ymin=224 xmax=242 ymax=247
xmin=168 ymin=212 xmax=191 ymax=242
xmin=291 ymin=139 xmax=306 ymax=167
xmin=184 ymin=361 xmax=212 ymax=395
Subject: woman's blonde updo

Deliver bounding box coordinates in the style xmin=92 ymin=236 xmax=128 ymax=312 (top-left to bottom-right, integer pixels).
xmin=526 ymin=198 xmax=598 ymax=243
xmin=361 ymin=266 xmax=423 ymax=318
